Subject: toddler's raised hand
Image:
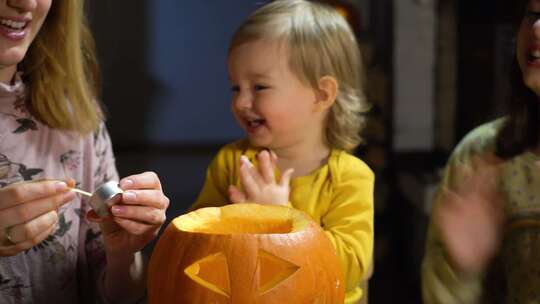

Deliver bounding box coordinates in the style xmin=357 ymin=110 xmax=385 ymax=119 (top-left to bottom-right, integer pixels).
xmin=228 ymin=150 xmax=294 ymax=205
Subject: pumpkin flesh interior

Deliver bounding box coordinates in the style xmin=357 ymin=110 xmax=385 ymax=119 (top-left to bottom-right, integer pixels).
xmin=174 ymin=204 xmax=309 ymax=235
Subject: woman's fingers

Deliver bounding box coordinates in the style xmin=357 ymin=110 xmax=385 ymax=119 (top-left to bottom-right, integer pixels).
xmin=0 ymin=191 xmax=75 ymax=229
xmin=0 ymin=224 xmax=57 ymax=256
xmin=0 ymin=180 xmax=75 ymax=257
xmin=120 ymin=171 xmax=162 ymax=191
xmin=5 ymin=210 xmax=59 ymax=244
xmin=110 ymin=205 xmax=166 ymax=226
xmin=451 ymin=157 xmax=505 ymax=224
xmin=120 ymin=189 xmax=170 ymax=210
xmin=437 ymin=180 xmax=504 ymax=275
xmin=86 ymin=209 xmax=105 ymax=223
xmin=113 ymin=217 xmax=158 ymax=236
xmin=0 ymin=211 xmax=58 ymax=256
xmin=451 ymin=163 xmax=474 ymax=195
xmin=113 ymin=171 xmax=169 ymax=225
xmin=0 ymin=180 xmax=71 ymax=209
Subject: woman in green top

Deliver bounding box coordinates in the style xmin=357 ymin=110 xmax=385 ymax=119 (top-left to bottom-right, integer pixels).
xmin=422 ymin=0 xmax=540 ymax=302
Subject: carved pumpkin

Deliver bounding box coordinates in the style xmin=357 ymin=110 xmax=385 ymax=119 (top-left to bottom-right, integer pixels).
xmin=147 ymin=204 xmax=344 ymax=304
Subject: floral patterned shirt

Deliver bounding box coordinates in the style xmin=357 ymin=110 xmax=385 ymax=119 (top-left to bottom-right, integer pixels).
xmin=0 ymin=73 xmax=118 ymax=304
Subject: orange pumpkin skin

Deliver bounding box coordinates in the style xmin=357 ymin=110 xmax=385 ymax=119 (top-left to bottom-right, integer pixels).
xmin=147 ymin=204 xmax=345 ymax=304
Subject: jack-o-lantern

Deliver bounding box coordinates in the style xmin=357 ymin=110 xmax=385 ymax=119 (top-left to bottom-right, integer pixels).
xmin=147 ymin=204 xmax=344 ymax=303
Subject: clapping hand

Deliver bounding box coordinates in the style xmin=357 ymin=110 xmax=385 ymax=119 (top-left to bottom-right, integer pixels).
xmin=228 ymin=150 xmax=294 ymax=206
xmin=436 ymin=153 xmax=505 ymax=276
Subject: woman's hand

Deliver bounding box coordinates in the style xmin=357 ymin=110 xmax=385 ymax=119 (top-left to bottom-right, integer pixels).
xmin=228 ymin=150 xmax=294 ymax=205
xmin=435 ymin=154 xmax=505 ymax=276
xmin=0 ymin=179 xmax=75 ymax=256
xmin=88 ymin=171 xmax=169 ymax=256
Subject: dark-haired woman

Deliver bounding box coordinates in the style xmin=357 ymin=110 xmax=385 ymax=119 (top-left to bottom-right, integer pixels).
xmin=422 ymin=0 xmax=540 ymax=302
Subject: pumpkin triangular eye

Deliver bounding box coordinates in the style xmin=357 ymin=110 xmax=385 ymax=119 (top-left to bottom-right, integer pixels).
xmin=184 ymin=252 xmax=230 ymax=298
xmin=257 ymin=249 xmax=300 ymax=295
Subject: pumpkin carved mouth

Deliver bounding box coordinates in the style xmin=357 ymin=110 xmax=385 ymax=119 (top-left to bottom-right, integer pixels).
xmin=184 ymin=249 xmax=301 ymax=298
xmin=148 ymin=204 xmax=345 ymax=304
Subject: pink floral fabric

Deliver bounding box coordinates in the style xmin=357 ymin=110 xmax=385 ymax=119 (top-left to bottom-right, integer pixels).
xmin=0 ymin=73 xmax=119 ymax=304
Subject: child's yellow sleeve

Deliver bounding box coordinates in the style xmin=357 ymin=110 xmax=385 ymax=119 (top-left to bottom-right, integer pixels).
xmin=322 ymin=160 xmax=374 ymax=303
xmin=189 ymin=144 xmax=239 ymax=211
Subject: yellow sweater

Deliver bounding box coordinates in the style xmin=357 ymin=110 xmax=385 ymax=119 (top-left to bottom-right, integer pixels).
xmin=191 ymin=140 xmax=374 ymax=303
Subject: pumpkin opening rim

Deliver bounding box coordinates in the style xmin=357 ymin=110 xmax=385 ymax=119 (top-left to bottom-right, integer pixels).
xmin=173 ymin=204 xmax=310 ymax=235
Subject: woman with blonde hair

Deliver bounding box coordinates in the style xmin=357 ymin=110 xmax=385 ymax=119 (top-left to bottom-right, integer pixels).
xmin=0 ymin=1 xmax=168 ymax=303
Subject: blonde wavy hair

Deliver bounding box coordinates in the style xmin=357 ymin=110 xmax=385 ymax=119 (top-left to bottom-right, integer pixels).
xmin=21 ymin=0 xmax=101 ymax=133
xmin=229 ymin=0 xmax=369 ymax=152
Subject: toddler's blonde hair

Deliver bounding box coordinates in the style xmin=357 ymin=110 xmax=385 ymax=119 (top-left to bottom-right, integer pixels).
xmin=230 ymin=0 xmax=369 ymax=152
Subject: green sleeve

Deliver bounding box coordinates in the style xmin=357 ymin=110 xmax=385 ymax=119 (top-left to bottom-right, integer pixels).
xmin=421 ymin=120 xmax=501 ymax=303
